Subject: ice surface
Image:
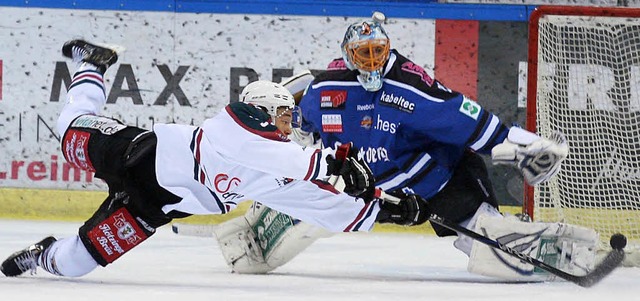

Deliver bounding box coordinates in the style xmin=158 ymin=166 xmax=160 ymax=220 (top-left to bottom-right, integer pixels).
xmin=1 ymin=219 xmax=638 ymax=301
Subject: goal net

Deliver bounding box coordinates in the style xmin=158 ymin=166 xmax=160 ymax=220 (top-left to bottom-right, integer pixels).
xmin=526 ymin=5 xmax=640 ymax=265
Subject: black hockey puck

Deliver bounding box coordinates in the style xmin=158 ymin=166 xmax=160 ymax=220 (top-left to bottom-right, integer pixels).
xmin=610 ymin=233 xmax=627 ymax=250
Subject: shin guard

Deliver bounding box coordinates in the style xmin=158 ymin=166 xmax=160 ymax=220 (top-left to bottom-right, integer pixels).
xmin=79 ymin=193 xmax=155 ymax=266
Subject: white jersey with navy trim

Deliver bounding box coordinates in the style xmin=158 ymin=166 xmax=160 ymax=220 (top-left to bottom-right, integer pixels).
xmin=154 ymin=102 xmax=379 ymax=232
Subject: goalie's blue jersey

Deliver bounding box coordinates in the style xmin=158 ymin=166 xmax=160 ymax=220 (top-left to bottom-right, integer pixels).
xmin=299 ymin=50 xmax=509 ymax=199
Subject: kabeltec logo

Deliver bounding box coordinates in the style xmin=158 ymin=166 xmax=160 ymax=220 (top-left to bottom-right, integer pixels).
xmin=378 ymin=91 xmax=415 ymax=113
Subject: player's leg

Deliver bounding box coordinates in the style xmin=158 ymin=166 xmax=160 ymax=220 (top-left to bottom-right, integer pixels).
xmin=468 ymin=215 xmax=598 ymax=281
xmin=57 ymin=39 xmax=119 ymax=137
xmin=1 ymin=191 xmax=161 ymax=277
xmin=214 ymin=201 xmax=332 ymax=274
xmin=431 ymin=152 xmax=597 ymax=281
xmin=425 ymin=150 xmax=502 ymax=254
xmin=1 ymin=39 xmax=189 ymax=278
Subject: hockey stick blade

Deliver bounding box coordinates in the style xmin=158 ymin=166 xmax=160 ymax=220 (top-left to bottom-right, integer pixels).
xmin=171 ymin=223 xmax=216 ymax=237
xmin=428 ymin=214 xmax=625 ymax=287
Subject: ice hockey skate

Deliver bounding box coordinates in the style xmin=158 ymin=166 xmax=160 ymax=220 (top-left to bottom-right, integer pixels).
xmin=61 ymin=39 xmax=119 ymax=73
xmin=1 ymin=236 xmax=56 ymax=277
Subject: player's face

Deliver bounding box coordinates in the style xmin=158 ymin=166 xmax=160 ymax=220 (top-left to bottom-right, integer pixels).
xmin=275 ymin=107 xmax=293 ymax=136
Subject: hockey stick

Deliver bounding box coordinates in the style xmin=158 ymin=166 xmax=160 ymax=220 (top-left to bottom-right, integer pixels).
xmin=171 ymin=223 xmax=216 ymax=237
xmin=427 ymin=213 xmax=625 ymax=288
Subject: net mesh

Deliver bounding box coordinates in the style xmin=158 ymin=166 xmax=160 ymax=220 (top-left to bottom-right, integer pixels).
xmin=533 ymin=11 xmax=640 ymax=263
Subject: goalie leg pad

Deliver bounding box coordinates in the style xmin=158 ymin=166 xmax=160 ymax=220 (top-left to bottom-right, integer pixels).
xmin=214 ymin=215 xmax=270 ymax=274
xmin=467 ymin=215 xmax=598 ymax=281
xmin=79 ymin=192 xmax=155 ymax=266
xmin=215 ymin=201 xmax=332 ymax=274
xmin=453 ymin=202 xmax=502 ymax=256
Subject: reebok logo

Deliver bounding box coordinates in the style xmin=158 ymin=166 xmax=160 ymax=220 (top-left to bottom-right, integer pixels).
xmin=357 ymin=104 xmax=375 ymax=111
xmin=379 ymin=91 xmax=415 ymax=113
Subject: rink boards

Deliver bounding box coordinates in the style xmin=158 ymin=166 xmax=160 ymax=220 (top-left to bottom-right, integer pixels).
xmin=0 ymin=187 xmax=524 ymax=234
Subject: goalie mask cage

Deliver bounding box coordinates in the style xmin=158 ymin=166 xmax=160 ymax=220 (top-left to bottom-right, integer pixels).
xmin=525 ymin=5 xmax=640 ymax=265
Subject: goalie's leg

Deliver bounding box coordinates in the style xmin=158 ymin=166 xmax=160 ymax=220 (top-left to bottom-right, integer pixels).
xmin=214 ymin=201 xmax=332 ymax=274
xmin=467 ymin=215 xmax=599 ymax=281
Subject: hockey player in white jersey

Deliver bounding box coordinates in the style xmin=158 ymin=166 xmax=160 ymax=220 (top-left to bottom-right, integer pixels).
xmin=214 ymin=13 xmax=601 ymax=282
xmin=0 ymin=40 xmax=428 ymax=278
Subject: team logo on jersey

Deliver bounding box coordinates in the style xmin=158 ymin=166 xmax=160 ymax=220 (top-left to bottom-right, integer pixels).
xmin=321 ymin=114 xmax=343 ymax=133
xmin=214 ymin=174 xmax=241 ymax=193
xmin=379 ymin=91 xmax=415 ymax=113
xmin=275 ymin=177 xmax=295 ymax=187
xmin=360 ymin=115 xmax=372 ymax=129
xmin=459 ymin=96 xmax=481 ymax=120
xmin=320 ymin=90 xmax=347 ymax=109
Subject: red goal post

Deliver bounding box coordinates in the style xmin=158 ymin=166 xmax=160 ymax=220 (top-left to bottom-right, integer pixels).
xmin=525 ymin=5 xmax=640 ymax=262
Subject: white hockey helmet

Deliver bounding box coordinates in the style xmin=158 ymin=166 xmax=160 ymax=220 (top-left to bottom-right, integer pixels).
xmin=240 ymin=80 xmax=298 ymax=124
xmin=341 ymin=11 xmax=390 ymax=92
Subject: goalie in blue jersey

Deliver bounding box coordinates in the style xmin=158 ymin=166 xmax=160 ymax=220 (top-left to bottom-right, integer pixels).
xmin=214 ymin=12 xmax=600 ymax=281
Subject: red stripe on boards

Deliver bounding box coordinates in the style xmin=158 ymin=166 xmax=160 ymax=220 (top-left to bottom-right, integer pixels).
xmin=434 ymin=20 xmax=479 ymax=100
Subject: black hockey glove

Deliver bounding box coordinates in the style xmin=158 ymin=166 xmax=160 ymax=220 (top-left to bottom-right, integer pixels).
xmin=326 ymin=143 xmax=376 ymax=202
xmin=375 ymin=193 xmax=430 ymax=226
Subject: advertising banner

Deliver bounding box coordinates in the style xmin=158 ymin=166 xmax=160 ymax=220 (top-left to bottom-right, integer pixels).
xmin=0 ymin=7 xmax=436 ymax=190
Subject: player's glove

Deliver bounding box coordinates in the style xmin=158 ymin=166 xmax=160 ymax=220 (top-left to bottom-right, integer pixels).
xmin=326 ymin=143 xmax=375 ymax=202
xmin=375 ymin=192 xmax=430 ymax=226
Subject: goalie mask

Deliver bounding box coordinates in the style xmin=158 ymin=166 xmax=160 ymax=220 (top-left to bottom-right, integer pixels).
xmin=240 ymin=80 xmax=301 ymax=129
xmin=341 ymin=11 xmax=390 ymax=92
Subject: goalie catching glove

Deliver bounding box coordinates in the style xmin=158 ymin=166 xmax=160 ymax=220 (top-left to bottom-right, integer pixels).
xmin=326 ymin=143 xmax=375 ymax=202
xmin=491 ymin=127 xmax=569 ymax=185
